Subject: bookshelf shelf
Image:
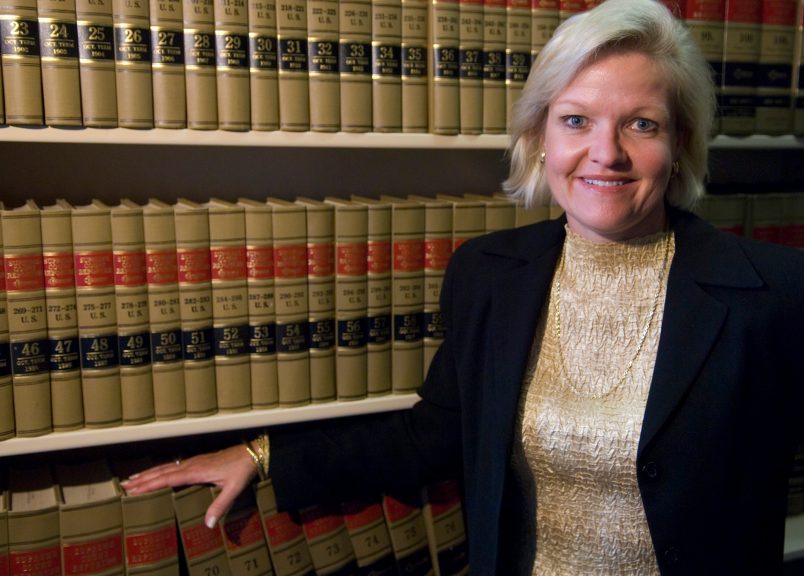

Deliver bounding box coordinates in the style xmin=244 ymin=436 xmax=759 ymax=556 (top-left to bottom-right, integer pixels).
xmin=787 ymin=513 xmax=804 ymax=562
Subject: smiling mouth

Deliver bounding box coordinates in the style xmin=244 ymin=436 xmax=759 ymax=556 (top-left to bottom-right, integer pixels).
xmin=582 ymin=178 xmax=629 ymax=187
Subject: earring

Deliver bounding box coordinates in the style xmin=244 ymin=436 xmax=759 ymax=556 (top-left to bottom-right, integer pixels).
xmin=671 ymin=161 xmax=680 ymax=176
xmin=539 ymin=152 xmax=546 ymax=164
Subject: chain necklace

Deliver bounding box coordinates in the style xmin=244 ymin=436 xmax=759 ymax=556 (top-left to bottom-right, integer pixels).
xmin=553 ymin=230 xmax=673 ymax=399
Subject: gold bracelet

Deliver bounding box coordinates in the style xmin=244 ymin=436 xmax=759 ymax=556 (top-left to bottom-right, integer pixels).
xmin=243 ymin=440 xmax=267 ymax=481
xmin=254 ymin=432 xmax=270 ymax=479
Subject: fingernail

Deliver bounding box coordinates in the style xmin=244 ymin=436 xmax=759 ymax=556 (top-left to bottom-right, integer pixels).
xmin=128 ymin=473 xmax=140 ymax=480
xmin=206 ymin=515 xmax=218 ymax=529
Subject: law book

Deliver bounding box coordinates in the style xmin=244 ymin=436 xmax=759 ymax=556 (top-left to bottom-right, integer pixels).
xmin=276 ymin=0 xmax=311 ymax=131
xmin=218 ymin=488 xmax=275 ymax=576
xmin=173 ymin=198 xmax=217 ymax=417
xmin=266 ymin=198 xmax=310 ymax=407
xmin=295 ymin=198 xmax=336 ymax=404
xmin=0 ymin=488 xmax=8 ymax=575
xmin=253 ymin=479 xmax=315 ymax=576
xmin=458 ymin=0 xmax=484 ymax=134
xmin=71 ymin=200 xmax=122 ymax=429
xmin=238 ymin=198 xmax=278 ymax=409
xmin=2 ymin=201 xmax=52 ymax=437
xmin=248 ymin=0 xmax=280 ymax=130
xmin=400 ymin=0 xmax=428 ymax=131
xmin=205 ymin=198 xmax=251 ymax=412
xmin=684 ymin=0 xmax=727 ymax=133
xmin=151 ymin=0 xmax=187 ymax=128
xmin=421 ymin=480 xmax=468 ymax=576
xmin=75 ymin=0 xmax=118 ymax=126
xmin=0 ymin=66 xmax=4 ymax=123
xmin=782 ymin=191 xmax=804 ymax=249
xmin=463 ymin=193 xmax=516 ymax=232
xmin=530 ymin=0 xmax=558 ymax=63
xmin=8 ymin=465 xmax=61 ymax=576
xmin=40 ymin=199 xmax=84 ymax=433
xmin=214 ymin=0 xmax=250 ymax=130
xmin=0 ymin=214 xmax=12 ymax=441
xmin=173 ymin=485 xmax=232 ymax=576
xmin=324 ymin=198 xmax=369 ymax=401
xmin=113 ymin=0 xmax=155 ymax=128
xmin=340 ymin=499 xmax=397 ymax=575
xmin=299 ymin=504 xmax=358 ymax=575
xmin=796 ymin=0 xmax=803 ymax=136
xmin=430 ymin=0 xmax=460 ymax=134
xmin=381 ymin=492 xmax=434 ymax=575
xmin=482 ymin=0 xmax=506 ymax=133
xmin=755 ymin=0 xmax=796 ymax=134
xmin=111 ymin=200 xmax=155 ymax=426
xmin=505 ymin=0 xmax=530 ymax=131
xmin=142 ymin=199 xmax=186 ymax=421
xmin=350 ymin=196 xmax=392 ymax=397
xmin=0 ymin=0 xmax=45 ymax=125
xmin=721 ymin=0 xmax=762 ymax=135
xmin=435 ymin=194 xmax=486 ymax=250
xmin=492 ymin=192 xmax=550 ymax=227
xmin=307 ymin=0 xmax=340 ymax=131
xmin=339 ymin=0 xmax=372 ymax=132
xmin=695 ymin=193 xmax=748 ymax=236
xmin=372 ymin=0 xmax=403 ymax=131
xmin=37 ymin=0 xmax=83 ymax=125
xmin=749 ymin=192 xmax=786 ymax=243
xmin=183 ymin=0 xmax=219 ymax=129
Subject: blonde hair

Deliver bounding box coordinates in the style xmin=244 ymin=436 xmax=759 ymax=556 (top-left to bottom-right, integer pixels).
xmin=503 ymin=0 xmax=715 ymax=210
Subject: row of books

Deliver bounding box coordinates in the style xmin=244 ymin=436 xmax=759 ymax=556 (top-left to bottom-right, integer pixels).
xmin=0 ymin=457 xmax=469 ymax=575
xmin=1 ymin=0 xmax=803 ymax=135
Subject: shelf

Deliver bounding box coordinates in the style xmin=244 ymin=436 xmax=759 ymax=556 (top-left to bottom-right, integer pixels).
xmin=787 ymin=513 xmax=804 ymax=562
xmin=0 ymin=394 xmax=419 ymax=458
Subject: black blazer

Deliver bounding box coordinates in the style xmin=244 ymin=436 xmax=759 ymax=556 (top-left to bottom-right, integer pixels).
xmin=271 ymin=208 xmax=804 ymax=575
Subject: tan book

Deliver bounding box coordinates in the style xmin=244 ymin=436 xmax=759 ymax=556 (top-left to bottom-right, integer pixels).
xmin=750 ymin=192 xmax=787 ymax=243
xmin=430 ymin=0 xmax=460 ymax=134
xmin=215 ymin=0 xmax=251 ymax=130
xmin=721 ymin=0 xmax=762 ymax=135
xmin=238 ymin=198 xmax=278 ymax=409
xmin=307 ymin=0 xmax=340 ymax=131
xmin=548 ymin=202 xmax=564 ymax=220
xmin=381 ymin=492 xmax=434 ymax=575
xmin=464 ymin=193 xmax=516 ymax=232
xmin=492 ymin=192 xmax=549 ymax=227
xmin=113 ymin=0 xmax=154 ymax=128
xmin=205 ymin=198 xmax=251 ymax=412
xmin=505 ymin=0 xmax=530 ymax=132
xmin=557 ymin=0 xmax=583 ymax=22
xmin=75 ymin=0 xmax=118 ymax=126
xmin=111 ymin=200 xmax=155 ymax=426
xmin=71 ymin=200 xmax=123 ymax=429
xmin=299 ymin=504 xmax=358 ymax=575
xmin=266 ymin=198 xmax=310 ymax=407
xmin=151 ymin=0 xmax=187 ymax=128
xmin=421 ymin=480 xmax=468 ymax=576
xmin=684 ymin=0 xmax=726 ymax=133
xmin=218 ymin=488 xmax=274 ymax=576
xmin=37 ymin=0 xmax=83 ymax=125
xmin=0 ymin=489 xmax=8 ymax=575
xmin=339 ymin=0 xmax=371 ymax=132
xmin=401 ymin=0 xmax=428 ymax=131
xmin=372 ymin=0 xmax=403 ymax=131
xmin=142 ymin=199 xmax=186 ymax=421
xmin=8 ymin=465 xmax=61 ymax=575
xmin=755 ymin=0 xmax=796 ymax=134
xmin=0 ymin=65 xmax=4 ymax=123
xmin=482 ymin=0 xmax=506 ymax=134
xmin=40 ymin=200 xmax=84 ymax=433
xmin=695 ymin=193 xmax=748 ymax=236
xmin=276 ymin=0 xmax=310 ymax=131
xmin=782 ymin=191 xmax=804 ymax=249
xmin=436 ymin=194 xmax=486 ymax=249
xmin=248 ymin=0 xmax=280 ymax=130
xmin=458 ymin=0 xmax=484 ymax=134
xmin=184 ymin=0 xmax=219 ymax=129
xmin=0 ymin=212 xmax=12 ymax=441
xmin=530 ymin=0 xmax=559 ymax=63
xmin=173 ymin=485 xmax=232 ymax=576
xmin=341 ymin=499 xmax=396 ymax=574
xmin=174 ymin=199 xmax=217 ymax=417
xmin=0 ymin=0 xmax=44 ymax=125
xmin=2 ymin=201 xmax=52 ymax=437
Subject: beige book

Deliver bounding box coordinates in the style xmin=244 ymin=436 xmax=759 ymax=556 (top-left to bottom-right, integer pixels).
xmin=142 ymin=199 xmax=186 ymax=421
xmin=436 ymin=194 xmax=486 ymax=249
xmin=266 ymin=198 xmax=310 ymax=407
xmin=482 ymin=0 xmax=506 ymax=134
xmin=75 ymin=0 xmax=118 ymax=126
xmin=557 ymin=0 xmax=583 ymax=21
xmin=0 ymin=65 xmax=4 ymax=123
xmin=796 ymin=0 xmax=803 ymax=136
xmin=276 ymin=0 xmax=310 ymax=131
xmin=458 ymin=0 xmax=484 ymax=134
xmin=174 ymin=199 xmax=217 ymax=417
xmin=72 ymin=200 xmax=123 ymax=429
xmin=339 ymin=0 xmax=372 ymax=132
xmin=721 ymin=0 xmax=762 ymax=135
xmin=205 ymin=198 xmax=251 ymax=412
xmin=782 ymin=190 xmax=804 ymax=249
xmin=0 ymin=212 xmax=12 ymax=441
xmin=0 ymin=0 xmax=44 ymax=125
xmin=37 ymin=0 xmax=83 ymax=125
xmin=372 ymin=0 xmax=403 ymax=131
xmin=184 ymin=0 xmax=219 ymax=129
xmin=325 ymin=198 xmax=369 ymax=401
xmin=750 ymin=192 xmax=787 ymax=243
xmin=217 ymin=488 xmax=274 ymax=576
xmin=307 ymin=0 xmax=340 ymax=131
xmin=40 ymin=200 xmax=84 ymax=433
xmin=505 ymin=0 xmax=530 ymax=132
xmin=299 ymin=505 xmax=358 ymax=575
xmin=381 ymin=492 xmax=434 ymax=575
xmin=401 ymin=0 xmax=428 ymax=131
xmin=530 ymin=0 xmax=559 ymax=63
xmin=341 ymin=500 xmax=396 ymax=573
xmin=430 ymin=0 xmax=460 ymax=134
xmin=113 ymin=0 xmax=154 ymax=128
xmin=0 ymin=489 xmax=8 ymax=574
xmin=684 ymin=1 xmax=726 ymax=134
xmin=755 ymin=0 xmax=796 ymax=134
xmin=248 ymin=0 xmax=280 ymax=130
xmin=173 ymin=485 xmax=232 ymax=576
xmin=215 ymin=0 xmax=251 ymax=130
xmin=421 ymin=480 xmax=468 ymax=576
xmin=464 ymin=193 xmax=516 ymax=231
xmin=548 ymin=202 xmax=564 ymax=220
xmin=151 ymin=0 xmax=187 ymax=128
xmin=492 ymin=192 xmax=550 ymax=227
xmin=295 ymin=198 xmax=336 ymax=403
xmin=112 ymin=200 xmax=155 ymax=426
xmin=8 ymin=465 xmax=61 ymax=575
xmin=695 ymin=193 xmax=748 ymax=236
xmin=238 ymin=198 xmax=278 ymax=409
xmin=350 ymin=196 xmax=392 ymax=396
xmin=2 ymin=201 xmax=52 ymax=437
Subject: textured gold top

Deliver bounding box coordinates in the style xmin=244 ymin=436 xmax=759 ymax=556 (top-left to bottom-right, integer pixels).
xmin=519 ymin=227 xmax=675 ymax=575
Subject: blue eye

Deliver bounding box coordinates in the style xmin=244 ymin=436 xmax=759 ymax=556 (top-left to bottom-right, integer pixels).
xmin=632 ymin=118 xmax=657 ymax=132
xmin=564 ymin=115 xmax=586 ymax=129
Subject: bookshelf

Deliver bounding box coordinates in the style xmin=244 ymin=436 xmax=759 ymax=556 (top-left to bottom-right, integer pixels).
xmin=787 ymin=514 xmax=804 ymax=562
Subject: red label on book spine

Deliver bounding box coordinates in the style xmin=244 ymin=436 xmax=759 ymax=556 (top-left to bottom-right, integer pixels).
xmin=0 ymin=552 xmax=9 ymax=576
xmin=177 ymin=249 xmax=212 ymax=283
xmin=4 ymin=254 xmax=44 ymax=292
xmin=300 ymin=507 xmax=343 ymax=540
xmin=10 ymin=545 xmax=61 ymax=576
xmin=507 ymin=0 xmax=529 ymax=8
xmin=74 ymin=252 xmax=115 ymax=288
xmin=424 ymin=238 xmax=452 ymax=271
xmin=181 ymin=522 xmax=225 ymax=558
xmin=367 ymin=241 xmax=391 ymax=274
xmin=761 ymin=0 xmax=794 ymax=25
xmin=247 ymin=246 xmax=275 ymax=280
xmin=210 ymin=246 xmax=247 ymax=281
xmin=559 ymin=0 xmax=585 ymax=13
xmin=382 ymin=496 xmax=416 ymax=523
xmin=685 ymin=0 xmax=726 ymax=21
xmin=223 ymin=510 xmax=264 ymax=550
xmin=114 ymin=251 xmax=147 ymax=286
xmin=393 ymin=240 xmax=424 ymax=272
xmin=307 ymin=244 xmax=335 ymax=277
xmin=726 ymin=0 xmax=761 ymax=22
xmin=43 ymin=253 xmax=75 ymax=289
xmin=62 ymin=534 xmax=123 ymax=575
xmin=274 ymin=245 xmax=308 ymax=279
xmin=146 ymin=251 xmax=179 ymax=285
xmin=264 ymin=511 xmax=305 ymax=546
xmin=125 ymin=525 xmax=179 ymax=567
xmin=342 ymin=502 xmax=384 ymax=530
xmin=532 ymin=0 xmax=559 ymax=9
xmin=337 ymin=244 xmax=368 ymax=276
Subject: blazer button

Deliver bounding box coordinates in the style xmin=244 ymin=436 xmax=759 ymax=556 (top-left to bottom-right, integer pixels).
xmin=641 ymin=461 xmax=660 ymax=480
xmin=663 ymin=547 xmax=681 ymax=565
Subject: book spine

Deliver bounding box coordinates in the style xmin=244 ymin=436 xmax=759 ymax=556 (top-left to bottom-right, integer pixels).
xmin=530 ymin=0 xmax=558 ymax=63
xmin=783 ymin=190 xmax=804 ymax=249
xmin=0 ymin=223 xmax=12 ymax=441
xmin=796 ymin=0 xmax=803 ymax=136
xmin=0 ymin=0 xmax=45 ymax=124
xmin=372 ymin=0 xmax=403 ymax=131
xmin=685 ymin=0 xmax=727 ymax=134
xmin=184 ymin=0 xmax=219 ymax=129
xmin=482 ymin=0 xmax=506 ymax=133
xmin=381 ymin=493 xmax=434 ymax=575
xmin=421 ymin=203 xmax=451 ymax=380
xmin=458 ymin=0 xmax=484 ymax=134
xmin=0 ymin=60 xmax=4 ymax=123
xmin=401 ymin=0 xmax=428 ymax=131
xmin=299 ymin=505 xmax=358 ymax=575
xmin=339 ymin=0 xmax=372 ymax=132
xmin=470 ymin=195 xmax=515 ymax=231
xmin=505 ymin=0 xmax=530 ymax=131
xmin=8 ymin=470 xmax=61 ymax=576
xmin=215 ymin=0 xmax=251 ymax=130
xmin=249 ymin=0 xmax=280 ymax=130
xmin=431 ymin=0 xmax=460 ymax=134
xmin=364 ymin=203 xmax=392 ymax=396
xmin=557 ymin=0 xmax=583 ymax=21
xmin=173 ymin=486 xmax=233 ymax=576
xmin=422 ymin=480 xmax=468 ymax=576
xmin=37 ymin=0 xmax=83 ymax=125
xmin=113 ymin=0 xmax=155 ymax=128
xmin=307 ymin=0 xmax=341 ymax=131
xmin=276 ymin=0 xmax=311 ymax=130
xmin=756 ymin=0 xmax=796 ymax=134
xmin=341 ymin=500 xmax=396 ymax=574
xmin=75 ymin=0 xmax=118 ymax=126
xmin=750 ymin=192 xmax=786 ymax=242
xmin=219 ymin=490 xmax=274 ymax=576
xmin=721 ymin=0 xmax=762 ymax=135
xmin=151 ymin=0 xmax=187 ymax=128
xmin=121 ymin=488 xmax=180 ymax=575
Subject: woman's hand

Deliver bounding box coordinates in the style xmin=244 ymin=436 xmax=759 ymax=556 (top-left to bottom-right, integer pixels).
xmin=121 ymin=443 xmax=258 ymax=529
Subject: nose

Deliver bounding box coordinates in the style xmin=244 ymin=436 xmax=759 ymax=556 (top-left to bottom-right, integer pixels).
xmin=588 ymin=124 xmax=628 ymax=167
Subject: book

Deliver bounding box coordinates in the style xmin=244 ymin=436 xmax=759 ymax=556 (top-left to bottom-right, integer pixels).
xmin=557 ymin=0 xmax=583 ymax=22
xmin=173 ymin=485 xmax=232 ymax=576
xmin=183 ymin=0 xmax=219 ymax=129
xmin=505 ymin=0 xmax=530 ymax=131
xmin=0 ymin=65 xmax=4 ymax=123
xmin=0 ymin=212 xmax=12 ymax=441
xmin=307 ymin=0 xmax=341 ymax=131
xmin=248 ymin=0 xmax=280 ymax=130
xmin=0 ymin=0 xmax=44 ymax=125
xmin=463 ymin=193 xmax=516 ymax=232
xmin=492 ymin=192 xmax=550 ymax=227
xmin=782 ymin=192 xmax=804 ymax=249
xmin=482 ymin=0 xmax=506 ymax=134
xmin=372 ymin=0 xmax=403 ymax=131
xmin=113 ymin=0 xmax=155 ymax=128
xmin=299 ymin=504 xmax=358 ymax=575
xmin=382 ymin=492 xmax=434 ymax=575
xmin=217 ymin=488 xmax=275 ymax=576
xmin=796 ymin=0 xmax=803 ymax=136
xmin=530 ymin=0 xmax=559 ymax=63
xmin=206 ymin=198 xmax=251 ymax=412
xmin=151 ymin=0 xmax=187 ymax=128
xmin=750 ymin=192 xmax=786 ymax=243
xmin=755 ymin=0 xmax=796 ymax=134
xmin=276 ymin=0 xmax=311 ymax=131
xmin=401 ymin=0 xmax=428 ymax=131
xmin=685 ymin=0 xmax=727 ymax=134
xmin=430 ymin=0 xmax=460 ymax=134
xmin=721 ymin=0 xmax=762 ymax=135
xmin=40 ymin=199 xmax=84 ymax=433
xmin=174 ymin=199 xmax=218 ymax=417
xmin=341 ymin=499 xmax=397 ymax=575
xmin=214 ymin=0 xmax=251 ymax=130
xmin=142 ymin=199 xmax=186 ymax=421
xmin=8 ymin=465 xmax=61 ymax=576
xmin=2 ymin=201 xmax=52 ymax=437
xmin=435 ymin=194 xmax=486 ymax=250
xmin=421 ymin=480 xmax=468 ymax=576
xmin=339 ymin=0 xmax=372 ymax=132
xmin=695 ymin=193 xmax=748 ymax=236
xmin=37 ymin=0 xmax=83 ymax=125
xmin=458 ymin=0 xmax=484 ymax=134
xmin=75 ymin=0 xmax=118 ymax=126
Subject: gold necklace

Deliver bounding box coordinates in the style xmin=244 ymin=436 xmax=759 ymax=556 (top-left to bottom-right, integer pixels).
xmin=553 ymin=230 xmax=672 ymax=399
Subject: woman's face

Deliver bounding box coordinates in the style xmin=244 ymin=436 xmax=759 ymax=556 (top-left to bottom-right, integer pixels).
xmin=543 ymin=51 xmax=678 ymax=243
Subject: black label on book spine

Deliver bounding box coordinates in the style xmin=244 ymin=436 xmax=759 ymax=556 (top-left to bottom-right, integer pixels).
xmin=393 ymin=313 xmax=422 ymax=342
xmin=372 ymin=44 xmax=401 ymax=77
xmin=249 ymin=323 xmax=276 ymax=354
xmin=758 ymin=63 xmax=792 ymax=89
xmin=308 ymin=318 xmax=335 ymax=350
xmin=213 ymin=325 xmax=248 ymax=356
xmin=459 ymin=48 xmax=482 ymax=79
xmin=152 ymin=27 xmax=185 ymax=65
xmin=0 ymin=342 xmax=10 ymax=377
xmin=723 ymin=61 xmax=757 ymax=87
xmin=0 ymin=19 xmax=40 ymax=56
xmin=49 ymin=336 xmax=80 ymax=371
xmin=356 ymin=553 xmax=396 ymax=576
xmin=367 ymin=314 xmax=390 ymax=345
xmin=216 ymin=32 xmax=248 ymax=68
xmin=401 ymin=45 xmax=426 ymax=78
xmin=433 ymin=46 xmax=458 ymax=79
xmin=505 ymin=51 xmax=530 ymax=82
xmin=337 ymin=317 xmax=367 ymax=348
xmin=77 ymin=23 xmax=115 ymax=61
xmin=757 ymin=95 xmax=792 ymax=108
xmin=395 ymin=547 xmax=432 ymax=576
xmin=249 ymin=34 xmax=278 ymax=69
xmin=278 ymin=38 xmax=309 ymax=71
xmin=39 ymin=21 xmax=79 ymax=59
xmin=276 ymin=321 xmax=309 ymax=353
xmin=182 ymin=327 xmax=214 ymax=360
xmin=184 ymin=31 xmax=216 ymax=67
xmin=423 ymin=311 xmax=445 ymax=339
xmin=309 ymin=39 xmax=338 ymax=73
xmin=482 ymin=50 xmax=504 ymax=81
xmin=118 ymin=332 xmax=152 ymax=366
xmin=436 ymin=541 xmax=469 ymax=575
xmin=151 ymin=328 xmax=182 ymax=362
xmin=339 ymin=41 xmax=369 ymax=74
xmin=80 ymin=335 xmax=119 ymax=369
xmin=11 ymin=339 xmax=49 ymax=375
xmin=114 ymin=26 xmax=153 ymax=62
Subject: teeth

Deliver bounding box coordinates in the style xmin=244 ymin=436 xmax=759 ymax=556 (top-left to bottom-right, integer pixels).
xmin=583 ymin=178 xmax=626 ymax=187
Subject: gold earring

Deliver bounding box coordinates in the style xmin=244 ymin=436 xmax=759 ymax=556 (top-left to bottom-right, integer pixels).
xmin=539 ymin=152 xmax=546 ymax=164
xmin=671 ymin=161 xmax=680 ymax=176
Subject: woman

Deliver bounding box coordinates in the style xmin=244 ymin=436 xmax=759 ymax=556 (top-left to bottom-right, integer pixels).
xmin=124 ymin=0 xmax=804 ymax=572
